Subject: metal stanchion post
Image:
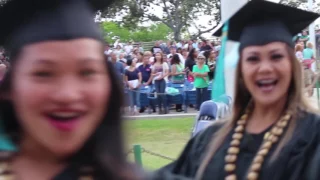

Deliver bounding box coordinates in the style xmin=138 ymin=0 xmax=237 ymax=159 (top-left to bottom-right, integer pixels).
xmin=133 ymin=144 xmax=143 ymax=167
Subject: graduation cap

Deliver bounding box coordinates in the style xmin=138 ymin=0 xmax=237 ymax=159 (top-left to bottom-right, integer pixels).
xmin=212 ymin=0 xmax=320 ymax=51
xmin=0 ymin=0 xmax=114 ymax=51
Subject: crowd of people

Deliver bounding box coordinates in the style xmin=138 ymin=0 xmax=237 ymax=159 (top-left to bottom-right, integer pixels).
xmin=105 ymin=39 xmax=221 ymax=115
xmin=294 ymin=32 xmax=319 ymax=97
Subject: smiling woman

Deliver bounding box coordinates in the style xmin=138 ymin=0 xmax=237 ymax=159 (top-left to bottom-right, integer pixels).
xmin=0 ymin=0 xmax=143 ymax=179
xmin=156 ymin=1 xmax=320 ymax=180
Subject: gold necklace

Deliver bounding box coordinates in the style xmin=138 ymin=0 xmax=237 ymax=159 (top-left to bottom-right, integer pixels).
xmin=224 ymin=112 xmax=291 ymax=180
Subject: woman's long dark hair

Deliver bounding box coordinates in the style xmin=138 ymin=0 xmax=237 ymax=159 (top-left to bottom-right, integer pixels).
xmin=187 ymin=48 xmax=197 ymax=60
xmin=0 ymin=48 xmax=137 ymax=179
xmin=171 ymin=54 xmax=181 ymax=65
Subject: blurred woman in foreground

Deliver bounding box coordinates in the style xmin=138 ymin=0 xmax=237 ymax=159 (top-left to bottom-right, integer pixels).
xmin=0 ymin=0 xmax=142 ymax=179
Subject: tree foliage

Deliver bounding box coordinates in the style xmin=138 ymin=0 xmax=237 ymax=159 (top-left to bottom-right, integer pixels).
xmin=101 ymin=0 xmax=221 ymax=41
xmin=101 ymin=0 xmax=320 ymax=41
xmin=279 ymin=0 xmax=320 ymax=12
xmin=100 ymin=21 xmax=172 ymax=43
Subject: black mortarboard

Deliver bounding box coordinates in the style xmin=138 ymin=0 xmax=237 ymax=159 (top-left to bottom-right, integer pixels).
xmin=0 ymin=0 xmax=114 ymax=51
xmin=212 ymin=0 xmax=320 ymax=51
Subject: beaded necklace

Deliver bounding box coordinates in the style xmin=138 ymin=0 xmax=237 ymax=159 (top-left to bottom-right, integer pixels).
xmin=224 ymin=112 xmax=291 ymax=180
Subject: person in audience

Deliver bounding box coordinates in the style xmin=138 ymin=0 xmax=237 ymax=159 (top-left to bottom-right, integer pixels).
xmin=295 ymin=44 xmax=304 ymax=62
xmin=144 ymin=51 xmax=154 ymax=64
xmin=110 ymin=52 xmax=125 ymax=81
xmin=131 ymin=48 xmax=139 ymax=58
xmin=124 ymin=41 xmax=134 ymax=55
xmin=206 ymin=50 xmax=217 ymax=80
xmin=177 ymin=48 xmax=182 ymax=55
xmin=119 ymin=53 xmax=127 ymax=67
xmin=151 ymin=41 xmax=162 ymax=55
xmin=302 ymin=42 xmax=316 ymax=72
xmin=136 ymin=52 xmax=144 ymax=68
xmin=186 ymin=40 xmax=193 ymax=52
xmin=162 ymin=41 xmax=171 ymax=54
xmin=114 ymin=44 xmax=124 ymax=59
xmin=171 ymin=54 xmax=185 ymax=112
xmin=303 ymin=61 xmax=316 ymax=97
xmin=300 ymin=30 xmax=309 ymax=49
xmin=192 ymin=54 xmax=209 ymax=111
xmin=138 ymin=55 xmax=155 ymax=113
xmin=200 ymin=40 xmax=212 ymax=51
xmin=181 ymin=48 xmax=189 ymax=62
xmin=125 ymin=59 xmax=142 ymax=115
xmin=157 ymin=1 xmax=320 ymax=180
xmin=104 ymin=43 xmax=112 ymax=55
xmin=185 ymin=48 xmax=198 ymax=82
xmin=0 ymin=0 xmax=145 ymax=179
xmin=137 ymin=43 xmax=144 ymax=53
xmin=167 ymin=46 xmax=185 ymax=65
xmin=163 ymin=54 xmax=169 ymax=68
xmin=303 ymin=42 xmax=315 ymax=60
xmin=152 ymin=52 xmax=169 ymax=114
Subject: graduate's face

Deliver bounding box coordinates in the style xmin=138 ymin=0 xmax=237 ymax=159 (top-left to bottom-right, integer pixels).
xmin=10 ymin=38 xmax=110 ymax=158
xmin=241 ymin=42 xmax=292 ymax=107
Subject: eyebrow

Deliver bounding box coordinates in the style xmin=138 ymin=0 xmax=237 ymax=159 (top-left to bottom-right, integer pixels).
xmin=32 ymin=57 xmax=103 ymax=66
xmin=32 ymin=59 xmax=56 ymax=66
xmin=245 ymin=51 xmax=259 ymax=56
xmin=79 ymin=58 xmax=102 ymax=63
xmin=269 ymin=49 xmax=282 ymax=54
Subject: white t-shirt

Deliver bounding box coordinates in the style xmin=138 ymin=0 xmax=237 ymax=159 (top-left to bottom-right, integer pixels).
xmin=104 ymin=49 xmax=112 ymax=55
xmin=124 ymin=45 xmax=133 ymax=55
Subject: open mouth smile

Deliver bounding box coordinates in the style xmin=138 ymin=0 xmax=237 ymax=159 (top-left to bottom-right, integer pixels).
xmin=45 ymin=111 xmax=85 ymax=132
xmin=256 ymin=79 xmax=278 ymax=93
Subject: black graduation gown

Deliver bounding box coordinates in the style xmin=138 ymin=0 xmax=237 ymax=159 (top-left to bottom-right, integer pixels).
xmin=53 ymin=163 xmax=112 ymax=180
xmin=156 ymin=112 xmax=320 ymax=180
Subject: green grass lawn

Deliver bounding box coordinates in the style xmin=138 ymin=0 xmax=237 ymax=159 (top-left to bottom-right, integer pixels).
xmin=125 ymin=117 xmax=194 ymax=170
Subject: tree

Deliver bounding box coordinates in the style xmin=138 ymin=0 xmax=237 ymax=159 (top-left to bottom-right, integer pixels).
xmin=279 ymin=0 xmax=320 ymax=12
xmin=100 ymin=21 xmax=172 ymax=43
xmin=101 ymin=0 xmax=221 ymax=41
xmin=101 ymin=0 xmax=320 ymax=42
xmin=100 ymin=21 xmax=132 ymax=43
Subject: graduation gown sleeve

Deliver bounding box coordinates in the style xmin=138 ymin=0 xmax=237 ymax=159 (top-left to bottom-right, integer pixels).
xmin=267 ymin=112 xmax=320 ymax=180
xmin=302 ymin=113 xmax=320 ymax=180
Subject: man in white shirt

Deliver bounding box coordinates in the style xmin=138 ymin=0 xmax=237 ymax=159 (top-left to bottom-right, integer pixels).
xmin=118 ymin=53 xmax=127 ymax=68
xmin=192 ymin=39 xmax=198 ymax=49
xmin=104 ymin=44 xmax=112 ymax=55
xmin=124 ymin=41 xmax=134 ymax=55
